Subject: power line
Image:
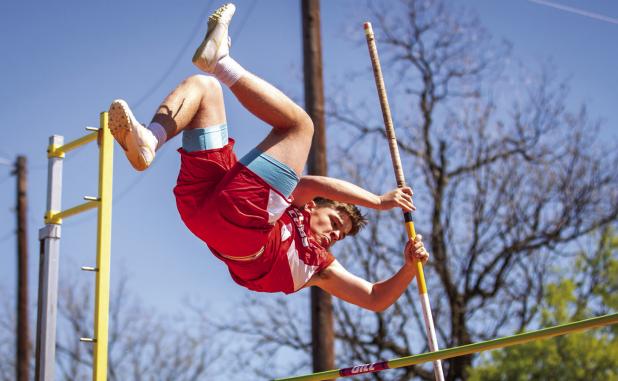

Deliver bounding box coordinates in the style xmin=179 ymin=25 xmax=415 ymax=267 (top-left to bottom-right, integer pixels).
xmin=0 ymin=149 xmax=14 ymax=161
xmin=0 ymin=230 xmax=14 ymax=244
xmin=50 ymin=0 xmax=209 ymax=227
xmin=232 ymin=0 xmax=257 ymax=41
xmin=0 ymin=152 xmax=45 ymax=172
xmin=0 ymin=174 xmax=12 ymax=186
xmin=528 ymin=0 xmax=618 ymax=25
xmin=100 ymin=1 xmax=257 ymax=205
xmin=112 ymin=145 xmax=170 ymax=203
xmin=131 ymin=0 xmax=256 ymax=111
xmin=62 ymin=144 xmax=171 ymax=227
xmin=132 ymin=0 xmax=215 ymax=110
xmin=56 ymin=1 xmax=259 ymax=228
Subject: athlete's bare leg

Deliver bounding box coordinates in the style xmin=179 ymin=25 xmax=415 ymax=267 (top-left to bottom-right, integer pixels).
xmin=193 ymin=3 xmax=313 ymax=176
xmin=150 ymin=71 xmax=312 ymax=176
xmin=149 ymin=68 xmax=312 ymax=176
xmin=110 ymin=3 xmax=313 ymax=174
xmin=151 ymin=75 xmax=227 ymax=139
xmin=228 ymin=74 xmax=313 ymax=176
xmin=107 ymin=75 xmax=226 ymax=171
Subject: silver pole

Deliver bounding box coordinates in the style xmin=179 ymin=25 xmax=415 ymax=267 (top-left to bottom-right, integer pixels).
xmin=35 ymin=135 xmax=64 ymax=381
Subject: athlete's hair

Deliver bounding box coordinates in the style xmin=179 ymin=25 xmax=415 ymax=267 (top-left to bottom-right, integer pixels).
xmin=313 ymin=197 xmax=367 ymax=236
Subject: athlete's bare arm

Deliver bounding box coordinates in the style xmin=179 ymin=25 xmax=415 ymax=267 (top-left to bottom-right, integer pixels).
xmin=291 ymin=175 xmax=414 ymax=211
xmin=305 ymin=235 xmax=429 ymax=312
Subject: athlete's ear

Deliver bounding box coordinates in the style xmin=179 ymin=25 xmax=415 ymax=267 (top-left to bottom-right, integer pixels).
xmin=305 ymin=200 xmax=317 ymax=211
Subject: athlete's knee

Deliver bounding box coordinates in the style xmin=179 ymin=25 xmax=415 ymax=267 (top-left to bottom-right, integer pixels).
xmin=184 ymin=74 xmax=223 ymax=96
xmin=294 ymin=108 xmax=314 ymax=137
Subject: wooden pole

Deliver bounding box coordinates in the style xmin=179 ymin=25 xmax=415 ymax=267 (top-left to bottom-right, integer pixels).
xmin=302 ymin=0 xmax=334 ymax=374
xmin=15 ymin=156 xmax=30 ymax=381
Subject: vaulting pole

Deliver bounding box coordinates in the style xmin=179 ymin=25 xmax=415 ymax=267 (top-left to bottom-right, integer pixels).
xmin=363 ymin=22 xmax=445 ymax=381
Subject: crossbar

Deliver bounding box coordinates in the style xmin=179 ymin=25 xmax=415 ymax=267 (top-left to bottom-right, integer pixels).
xmin=46 ymin=200 xmax=99 ymax=224
xmin=48 ymin=131 xmax=97 ymax=157
xmin=274 ymin=313 xmax=618 ymax=381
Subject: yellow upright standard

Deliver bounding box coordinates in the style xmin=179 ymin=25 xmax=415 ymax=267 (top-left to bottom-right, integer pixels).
xmin=93 ymin=111 xmax=113 ymax=381
xmin=35 ymin=112 xmax=114 ymax=381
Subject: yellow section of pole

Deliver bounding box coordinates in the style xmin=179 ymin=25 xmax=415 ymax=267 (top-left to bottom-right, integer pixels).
xmin=405 ymin=221 xmax=427 ymax=294
xmin=93 ymin=112 xmax=113 ymax=381
xmin=364 ymin=22 xmax=443 ymax=380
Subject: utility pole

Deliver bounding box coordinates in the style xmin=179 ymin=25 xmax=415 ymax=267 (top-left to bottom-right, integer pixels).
xmin=15 ymin=156 xmax=30 ymax=381
xmin=302 ymin=0 xmax=334 ymax=375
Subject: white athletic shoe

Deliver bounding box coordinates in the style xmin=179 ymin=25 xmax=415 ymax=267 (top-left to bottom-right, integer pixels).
xmin=108 ymin=99 xmax=157 ymax=171
xmin=192 ymin=3 xmax=236 ymax=73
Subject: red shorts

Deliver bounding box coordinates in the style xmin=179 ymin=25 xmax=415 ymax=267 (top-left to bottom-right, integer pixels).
xmin=173 ymin=139 xmax=290 ymax=258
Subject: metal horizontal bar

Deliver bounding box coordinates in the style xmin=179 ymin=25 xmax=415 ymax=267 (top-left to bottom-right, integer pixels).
xmin=50 ymin=200 xmax=99 ymax=223
xmin=274 ymin=313 xmax=618 ymax=381
xmin=54 ymin=132 xmax=97 ymax=155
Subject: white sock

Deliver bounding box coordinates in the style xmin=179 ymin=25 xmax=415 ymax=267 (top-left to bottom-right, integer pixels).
xmin=214 ymin=56 xmax=247 ymax=87
xmin=147 ymin=122 xmax=167 ymax=150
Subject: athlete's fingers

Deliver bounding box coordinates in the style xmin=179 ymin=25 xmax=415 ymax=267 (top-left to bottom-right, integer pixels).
xmin=400 ymin=189 xmax=415 ymax=211
xmin=399 ymin=200 xmax=413 ymax=211
xmin=397 ymin=193 xmax=415 ymax=211
xmin=417 ymin=248 xmax=429 ymax=263
xmin=401 ymin=186 xmax=413 ymax=196
xmin=404 ymin=238 xmax=429 ymax=264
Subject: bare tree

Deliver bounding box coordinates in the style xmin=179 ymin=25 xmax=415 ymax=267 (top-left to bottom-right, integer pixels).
xmin=1 ymin=270 xmax=223 ymax=381
xmin=0 ymin=287 xmax=18 ymax=381
xmin=218 ymin=1 xmax=618 ymax=380
xmin=205 ymin=295 xmax=313 ymax=380
xmin=331 ymin=1 xmax=618 ymax=379
xmin=55 ymin=270 xmax=222 ymax=381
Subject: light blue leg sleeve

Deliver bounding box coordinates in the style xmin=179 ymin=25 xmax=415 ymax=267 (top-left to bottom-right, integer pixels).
xmin=239 ymin=148 xmax=300 ymax=198
xmin=182 ymin=124 xmax=228 ymax=152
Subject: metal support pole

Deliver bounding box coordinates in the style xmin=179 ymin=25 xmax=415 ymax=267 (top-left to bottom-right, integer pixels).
xmin=35 ymin=135 xmax=64 ymax=381
xmin=35 ymin=115 xmax=114 ymax=381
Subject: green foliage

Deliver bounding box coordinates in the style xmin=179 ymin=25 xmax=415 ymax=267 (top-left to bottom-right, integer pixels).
xmin=468 ymin=228 xmax=618 ymax=381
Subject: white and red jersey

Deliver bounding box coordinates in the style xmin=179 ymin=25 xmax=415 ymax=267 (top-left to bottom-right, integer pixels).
xmin=173 ymin=140 xmax=334 ymax=295
xmin=222 ymin=206 xmax=335 ymax=294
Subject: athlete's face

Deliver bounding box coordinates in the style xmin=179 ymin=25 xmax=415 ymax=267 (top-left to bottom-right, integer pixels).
xmin=307 ymin=204 xmax=353 ymax=249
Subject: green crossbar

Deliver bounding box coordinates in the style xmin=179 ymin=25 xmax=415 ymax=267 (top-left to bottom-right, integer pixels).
xmin=275 ymin=313 xmax=618 ymax=381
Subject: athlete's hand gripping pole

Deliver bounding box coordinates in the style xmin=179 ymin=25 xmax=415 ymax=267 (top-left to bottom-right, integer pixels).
xmin=364 ymin=22 xmax=445 ymax=381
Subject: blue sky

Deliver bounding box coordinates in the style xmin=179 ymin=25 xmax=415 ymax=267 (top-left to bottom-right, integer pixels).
xmin=1 ymin=0 xmax=616 ymax=336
